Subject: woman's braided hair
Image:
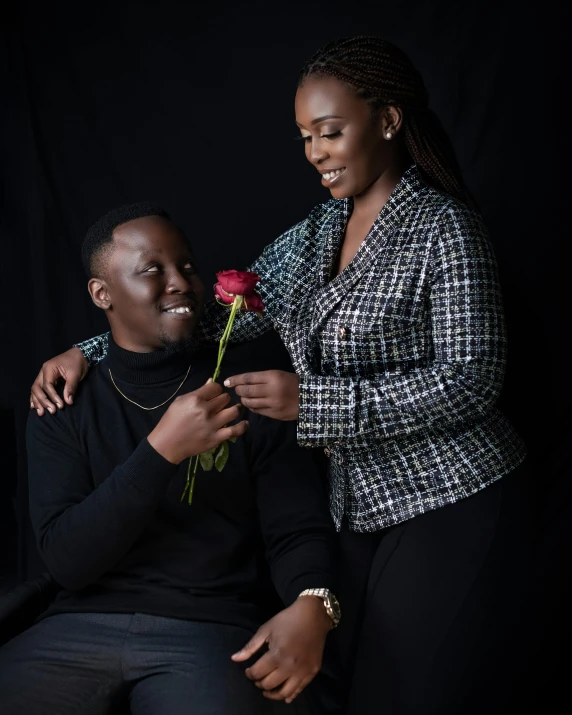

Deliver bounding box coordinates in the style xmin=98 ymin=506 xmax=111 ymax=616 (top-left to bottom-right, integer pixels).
xmin=299 ymin=36 xmax=471 ymax=205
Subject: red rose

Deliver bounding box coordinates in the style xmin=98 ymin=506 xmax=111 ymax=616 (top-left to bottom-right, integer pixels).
xmin=182 ymin=269 xmax=265 ymax=504
xmin=214 ymin=282 xmax=265 ymax=314
xmin=216 ymin=270 xmax=260 ymax=296
xmin=214 ymin=270 xmax=264 ymax=314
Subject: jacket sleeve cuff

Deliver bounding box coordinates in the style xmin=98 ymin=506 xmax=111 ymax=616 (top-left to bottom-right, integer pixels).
xmin=297 ymin=374 xmax=354 ymax=447
xmin=74 ymin=332 xmax=109 ymax=366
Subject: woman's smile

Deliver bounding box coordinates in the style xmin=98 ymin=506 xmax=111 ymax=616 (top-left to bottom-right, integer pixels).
xmin=320 ymin=167 xmax=346 ymax=186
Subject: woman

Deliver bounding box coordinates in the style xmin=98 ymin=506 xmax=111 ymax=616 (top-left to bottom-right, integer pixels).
xmin=31 ymin=37 xmax=527 ymax=714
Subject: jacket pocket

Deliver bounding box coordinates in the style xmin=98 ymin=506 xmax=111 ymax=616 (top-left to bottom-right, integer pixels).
xmin=325 ymin=317 xmax=427 ymax=378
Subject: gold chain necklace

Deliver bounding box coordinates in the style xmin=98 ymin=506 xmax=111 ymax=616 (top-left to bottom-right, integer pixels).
xmin=108 ymin=364 xmax=192 ymax=410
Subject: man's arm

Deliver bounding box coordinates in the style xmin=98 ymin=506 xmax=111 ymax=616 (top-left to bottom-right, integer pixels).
xmin=27 ymin=410 xmax=177 ymax=590
xmin=232 ymin=415 xmax=338 ymax=703
xmin=27 ymin=382 xmax=248 ymax=590
xmin=253 ymin=417 xmax=337 ymax=602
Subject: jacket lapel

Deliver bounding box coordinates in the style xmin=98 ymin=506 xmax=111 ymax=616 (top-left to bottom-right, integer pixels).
xmin=309 ymin=165 xmax=425 ymax=333
xmin=315 ymin=200 xmax=349 ymax=289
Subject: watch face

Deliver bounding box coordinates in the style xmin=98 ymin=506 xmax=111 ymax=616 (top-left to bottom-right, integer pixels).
xmin=327 ymin=592 xmax=342 ymax=621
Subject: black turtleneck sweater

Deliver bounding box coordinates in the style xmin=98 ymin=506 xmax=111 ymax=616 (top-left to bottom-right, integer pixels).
xmin=26 ymin=337 xmax=336 ymax=630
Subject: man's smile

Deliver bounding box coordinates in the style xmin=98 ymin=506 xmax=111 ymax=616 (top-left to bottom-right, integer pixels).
xmin=161 ymin=298 xmax=196 ymax=317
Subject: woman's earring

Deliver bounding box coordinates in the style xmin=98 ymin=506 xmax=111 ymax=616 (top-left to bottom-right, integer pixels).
xmin=386 ymin=132 xmax=393 ymax=139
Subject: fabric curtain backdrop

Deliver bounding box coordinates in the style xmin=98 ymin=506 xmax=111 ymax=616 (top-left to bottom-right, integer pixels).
xmin=0 ymin=0 xmax=565 ymax=705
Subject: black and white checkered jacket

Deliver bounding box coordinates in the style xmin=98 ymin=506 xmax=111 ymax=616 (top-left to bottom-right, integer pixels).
xmin=78 ymin=166 xmax=526 ymax=532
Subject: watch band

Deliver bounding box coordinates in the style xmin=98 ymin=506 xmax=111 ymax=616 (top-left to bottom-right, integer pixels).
xmin=298 ymin=588 xmax=341 ymax=628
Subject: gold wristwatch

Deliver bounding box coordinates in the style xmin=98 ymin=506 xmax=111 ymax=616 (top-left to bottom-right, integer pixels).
xmin=298 ymin=588 xmax=341 ymax=629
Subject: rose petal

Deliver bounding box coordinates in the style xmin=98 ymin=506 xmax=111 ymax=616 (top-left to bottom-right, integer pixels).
xmin=243 ymin=293 xmax=265 ymax=314
xmin=214 ymin=283 xmax=236 ymax=305
xmin=216 ymin=269 xmax=260 ymax=296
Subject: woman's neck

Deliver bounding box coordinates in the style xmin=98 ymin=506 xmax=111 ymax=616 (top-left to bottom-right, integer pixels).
xmin=331 ymin=159 xmax=410 ymax=278
xmin=351 ymin=158 xmax=408 ymax=223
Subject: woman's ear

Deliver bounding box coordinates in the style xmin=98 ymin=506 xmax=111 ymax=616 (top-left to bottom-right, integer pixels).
xmin=88 ymin=278 xmax=112 ymax=310
xmin=381 ymin=105 xmax=404 ymax=137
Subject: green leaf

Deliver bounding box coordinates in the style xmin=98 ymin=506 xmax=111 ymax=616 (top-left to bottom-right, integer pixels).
xmin=214 ymin=440 xmax=230 ymax=472
xmin=199 ymin=450 xmax=214 ymax=472
xmin=228 ymin=435 xmax=237 ymax=443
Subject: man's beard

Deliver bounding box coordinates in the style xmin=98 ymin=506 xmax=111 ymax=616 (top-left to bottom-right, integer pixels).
xmin=158 ymin=332 xmax=198 ymax=357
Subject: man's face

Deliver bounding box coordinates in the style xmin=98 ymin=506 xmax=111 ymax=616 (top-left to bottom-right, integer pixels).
xmin=94 ymin=216 xmax=205 ymax=352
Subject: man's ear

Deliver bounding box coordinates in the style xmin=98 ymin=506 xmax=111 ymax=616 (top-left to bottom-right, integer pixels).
xmin=381 ymin=105 xmax=404 ymax=137
xmin=88 ymin=277 xmax=112 ymax=310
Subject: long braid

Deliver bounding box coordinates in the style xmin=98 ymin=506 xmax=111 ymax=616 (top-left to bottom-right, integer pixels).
xmin=299 ymin=36 xmax=471 ymax=205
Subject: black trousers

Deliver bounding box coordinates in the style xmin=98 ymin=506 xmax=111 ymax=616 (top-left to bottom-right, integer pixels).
xmin=336 ymin=462 xmax=531 ymax=715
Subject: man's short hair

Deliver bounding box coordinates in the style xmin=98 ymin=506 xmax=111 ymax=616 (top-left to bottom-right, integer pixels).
xmin=82 ymin=202 xmax=170 ymax=278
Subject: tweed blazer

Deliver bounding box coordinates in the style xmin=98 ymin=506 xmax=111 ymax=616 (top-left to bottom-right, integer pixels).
xmin=78 ymin=166 xmax=526 ymax=532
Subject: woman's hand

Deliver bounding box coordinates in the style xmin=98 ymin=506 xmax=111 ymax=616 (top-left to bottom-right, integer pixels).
xmin=30 ymin=347 xmax=89 ymax=415
xmin=231 ymin=596 xmax=332 ymax=703
xmin=224 ymin=370 xmax=300 ymax=421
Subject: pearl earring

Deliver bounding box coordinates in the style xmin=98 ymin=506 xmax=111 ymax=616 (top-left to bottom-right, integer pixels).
xmin=386 ymin=132 xmax=393 ymax=139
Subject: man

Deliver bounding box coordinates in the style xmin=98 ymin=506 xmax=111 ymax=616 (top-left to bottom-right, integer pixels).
xmin=0 ymin=203 xmax=340 ymax=714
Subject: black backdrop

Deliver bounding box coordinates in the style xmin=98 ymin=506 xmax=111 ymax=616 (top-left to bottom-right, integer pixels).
xmin=0 ymin=0 xmax=566 ymax=688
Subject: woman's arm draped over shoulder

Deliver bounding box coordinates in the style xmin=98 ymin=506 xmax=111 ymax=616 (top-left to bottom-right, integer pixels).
xmin=33 ymin=210 xmax=317 ymax=412
xmin=73 ymin=209 xmax=324 ymax=353
xmin=71 ymin=236 xmax=285 ymax=361
xmin=72 ymin=219 xmax=303 ymax=359
xmin=297 ymin=207 xmax=508 ymax=447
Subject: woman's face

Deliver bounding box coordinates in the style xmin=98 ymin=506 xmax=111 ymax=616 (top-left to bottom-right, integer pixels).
xmin=295 ymin=74 xmax=393 ymax=199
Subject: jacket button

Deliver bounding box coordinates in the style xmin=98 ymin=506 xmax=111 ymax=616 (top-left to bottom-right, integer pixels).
xmin=338 ymin=326 xmax=347 ymax=339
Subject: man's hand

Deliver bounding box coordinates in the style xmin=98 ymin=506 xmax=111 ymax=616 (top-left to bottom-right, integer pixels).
xmin=148 ymin=381 xmax=248 ymax=464
xmin=30 ymin=347 xmax=89 ymax=415
xmin=224 ymin=370 xmax=300 ymax=421
xmin=231 ymin=596 xmax=331 ymax=704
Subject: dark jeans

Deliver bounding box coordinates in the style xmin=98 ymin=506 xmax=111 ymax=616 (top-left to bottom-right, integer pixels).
xmin=0 ymin=612 xmax=310 ymax=715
